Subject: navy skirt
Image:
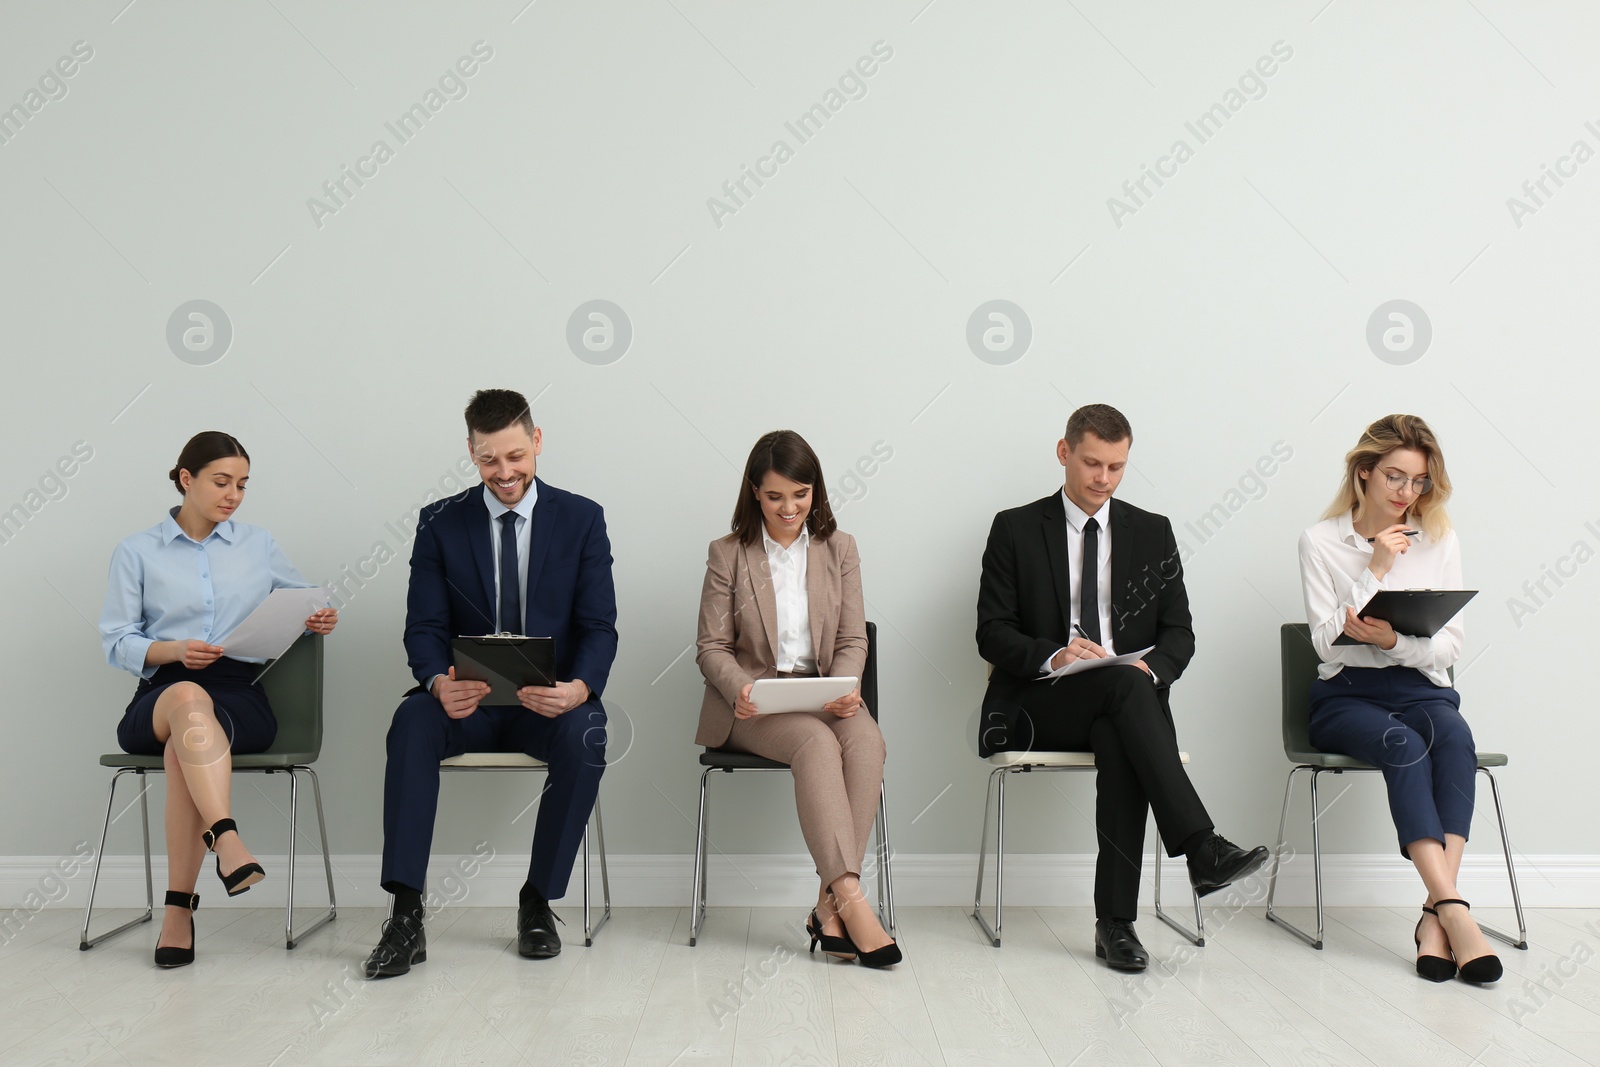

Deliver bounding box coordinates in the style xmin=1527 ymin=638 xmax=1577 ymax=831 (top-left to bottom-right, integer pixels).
xmin=118 ymin=657 xmax=277 ymax=756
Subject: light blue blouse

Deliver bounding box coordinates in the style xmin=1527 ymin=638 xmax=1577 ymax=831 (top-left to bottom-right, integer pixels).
xmin=100 ymin=508 xmax=316 ymax=678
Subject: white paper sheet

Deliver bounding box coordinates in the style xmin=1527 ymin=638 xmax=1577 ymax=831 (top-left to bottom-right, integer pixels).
xmin=215 ymin=586 xmax=329 ymax=661
xmin=1047 ymin=644 xmax=1155 ymax=680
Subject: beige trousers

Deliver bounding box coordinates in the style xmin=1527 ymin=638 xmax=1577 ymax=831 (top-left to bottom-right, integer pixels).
xmin=723 ymin=709 xmax=886 ymax=888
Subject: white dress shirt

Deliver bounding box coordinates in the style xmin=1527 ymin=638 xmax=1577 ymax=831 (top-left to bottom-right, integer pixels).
xmin=1040 ymin=490 xmax=1117 ymax=674
xmin=483 ymin=482 xmax=537 ymax=633
xmin=763 ymin=525 xmax=817 ymax=674
xmin=428 ymin=483 xmax=538 ymax=696
xmin=1297 ymin=510 xmax=1463 ymax=686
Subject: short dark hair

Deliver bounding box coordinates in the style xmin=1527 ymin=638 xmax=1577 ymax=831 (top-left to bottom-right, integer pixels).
xmin=168 ymin=431 xmax=249 ymax=496
xmin=464 ymin=389 xmax=535 ymax=439
xmin=1064 ymin=403 xmax=1132 ymax=447
xmin=730 ymin=430 xmax=838 ymax=545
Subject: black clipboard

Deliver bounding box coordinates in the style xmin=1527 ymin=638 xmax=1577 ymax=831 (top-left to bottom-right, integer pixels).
xmin=1332 ymin=590 xmax=1477 ymax=646
xmin=451 ymin=635 xmax=557 ymax=704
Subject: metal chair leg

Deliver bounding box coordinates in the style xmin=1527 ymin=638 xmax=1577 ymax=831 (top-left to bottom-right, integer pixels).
xmin=1152 ymin=840 xmax=1205 ymax=946
xmin=1478 ymin=767 xmax=1528 ymax=950
xmin=591 ymin=798 xmax=612 ymax=944
xmin=972 ymin=767 xmax=1007 ymax=946
xmin=1265 ymin=765 xmax=1323 ymax=949
xmin=581 ymin=823 xmax=591 ymax=944
xmin=688 ymin=767 xmax=713 ymax=946
xmin=285 ymin=768 xmax=299 ymax=949
xmin=80 ymin=768 xmax=154 ymax=950
xmin=875 ymin=779 xmax=896 ymax=932
xmin=282 ymin=767 xmax=337 ymax=950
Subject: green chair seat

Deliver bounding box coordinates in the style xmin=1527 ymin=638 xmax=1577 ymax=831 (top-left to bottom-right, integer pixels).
xmin=1285 ymin=749 xmax=1508 ymax=770
xmin=99 ymin=751 xmax=320 ymax=770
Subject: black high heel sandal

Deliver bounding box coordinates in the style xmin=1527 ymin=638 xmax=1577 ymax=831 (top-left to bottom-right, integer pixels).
xmin=828 ymin=890 xmax=902 ymax=970
xmin=805 ymin=909 xmax=857 ymax=961
xmin=204 ymin=818 xmax=265 ymax=897
xmin=1414 ymin=905 xmax=1456 ymax=982
xmin=1434 ymin=898 xmax=1502 ymax=984
xmin=154 ymin=891 xmax=199 ymax=969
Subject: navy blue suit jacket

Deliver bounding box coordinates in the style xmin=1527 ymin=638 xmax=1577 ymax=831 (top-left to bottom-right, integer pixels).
xmin=403 ymin=478 xmax=618 ymax=701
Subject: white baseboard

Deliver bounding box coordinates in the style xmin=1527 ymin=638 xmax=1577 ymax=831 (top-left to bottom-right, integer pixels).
xmin=4 ymin=850 xmax=1596 ymax=915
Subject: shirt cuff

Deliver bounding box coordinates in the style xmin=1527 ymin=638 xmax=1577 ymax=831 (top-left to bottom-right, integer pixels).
xmin=1040 ymin=650 xmax=1065 ymax=676
xmin=119 ymin=636 xmax=157 ymax=679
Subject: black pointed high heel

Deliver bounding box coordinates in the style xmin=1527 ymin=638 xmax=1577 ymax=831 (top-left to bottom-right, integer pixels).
xmin=1415 ymin=906 xmax=1456 ymax=982
xmin=805 ymin=909 xmax=857 ymax=961
xmin=828 ymin=890 xmax=902 ymax=970
xmin=1434 ymin=899 xmax=1502 ymax=984
xmin=204 ymin=818 xmax=265 ymax=897
xmin=154 ymin=891 xmax=199 ymax=969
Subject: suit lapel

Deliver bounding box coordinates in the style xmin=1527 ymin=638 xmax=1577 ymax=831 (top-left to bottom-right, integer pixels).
xmin=1109 ymin=498 xmax=1131 ymax=644
xmin=743 ymin=538 xmax=781 ymax=663
xmin=464 ymin=488 xmax=496 ymax=623
xmin=805 ymin=535 xmax=829 ymax=669
xmin=523 ymin=479 xmax=556 ymax=632
xmin=1037 ymin=493 xmax=1072 ymax=634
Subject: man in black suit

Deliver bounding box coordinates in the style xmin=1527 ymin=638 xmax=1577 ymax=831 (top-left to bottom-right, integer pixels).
xmin=976 ymin=403 xmax=1267 ymax=971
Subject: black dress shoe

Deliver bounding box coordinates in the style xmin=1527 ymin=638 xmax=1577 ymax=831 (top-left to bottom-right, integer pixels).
xmin=1186 ymin=834 xmax=1270 ymax=897
xmin=364 ymin=915 xmax=426 ymax=979
xmin=1094 ymin=919 xmax=1149 ymax=972
xmin=517 ymin=898 xmax=562 ymax=959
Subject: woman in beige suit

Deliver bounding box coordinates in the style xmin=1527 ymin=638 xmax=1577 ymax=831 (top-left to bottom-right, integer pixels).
xmin=696 ymin=430 xmax=900 ymax=968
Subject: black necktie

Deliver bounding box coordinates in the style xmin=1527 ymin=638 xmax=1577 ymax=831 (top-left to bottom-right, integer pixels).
xmin=498 ymin=511 xmax=521 ymax=634
xmin=1080 ymin=517 xmax=1101 ymax=645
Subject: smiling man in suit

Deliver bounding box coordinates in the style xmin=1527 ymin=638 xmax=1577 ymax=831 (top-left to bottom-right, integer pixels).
xmin=976 ymin=403 xmax=1267 ymax=972
xmin=365 ymin=388 xmax=618 ymax=978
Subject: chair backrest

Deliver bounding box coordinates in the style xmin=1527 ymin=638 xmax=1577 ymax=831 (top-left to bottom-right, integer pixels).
xmin=1280 ymin=623 xmax=1319 ymax=758
xmin=1280 ymin=621 xmax=1455 ymax=760
xmin=258 ymin=633 xmax=324 ymax=760
xmin=863 ymin=621 xmax=879 ymax=723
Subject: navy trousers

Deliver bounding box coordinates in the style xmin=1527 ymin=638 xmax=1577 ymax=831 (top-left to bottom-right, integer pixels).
xmin=380 ymin=693 xmax=606 ymax=899
xmin=1308 ymin=666 xmax=1474 ymax=857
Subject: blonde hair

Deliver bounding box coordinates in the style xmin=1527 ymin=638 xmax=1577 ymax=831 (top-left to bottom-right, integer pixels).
xmin=1322 ymin=414 xmax=1452 ymax=540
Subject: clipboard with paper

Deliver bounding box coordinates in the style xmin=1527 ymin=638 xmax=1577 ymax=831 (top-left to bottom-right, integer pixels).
xmin=451 ymin=634 xmax=558 ymax=704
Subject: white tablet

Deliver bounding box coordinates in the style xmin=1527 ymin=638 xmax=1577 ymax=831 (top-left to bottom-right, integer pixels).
xmin=748 ymin=676 xmax=859 ymax=714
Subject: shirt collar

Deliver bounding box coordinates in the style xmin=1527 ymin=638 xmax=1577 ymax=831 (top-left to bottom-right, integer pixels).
xmin=162 ymin=506 xmax=235 ymax=545
xmin=1060 ymin=489 xmax=1110 ymax=534
xmin=482 ymin=481 xmax=538 ymax=523
xmin=762 ymin=523 xmax=810 ymax=558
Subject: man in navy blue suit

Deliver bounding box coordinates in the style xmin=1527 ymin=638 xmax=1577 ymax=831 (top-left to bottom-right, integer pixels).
xmin=365 ymin=388 xmax=618 ymax=978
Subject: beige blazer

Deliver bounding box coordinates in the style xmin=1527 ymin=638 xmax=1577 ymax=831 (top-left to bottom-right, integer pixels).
xmin=694 ymin=530 xmax=868 ymax=749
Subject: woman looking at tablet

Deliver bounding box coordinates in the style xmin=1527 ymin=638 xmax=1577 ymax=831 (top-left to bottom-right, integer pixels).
xmin=99 ymin=432 xmax=337 ymax=968
xmin=695 ymin=430 xmax=899 ymax=968
xmin=1297 ymin=414 xmax=1497 ymax=984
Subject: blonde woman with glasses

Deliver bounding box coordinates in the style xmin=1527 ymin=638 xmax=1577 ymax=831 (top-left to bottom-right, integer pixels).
xmin=1298 ymin=414 xmax=1498 ymax=985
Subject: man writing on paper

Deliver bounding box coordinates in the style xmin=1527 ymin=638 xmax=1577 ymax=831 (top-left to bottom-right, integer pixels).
xmin=975 ymin=404 xmax=1268 ymax=972
xmin=366 ymin=389 xmax=618 ymax=978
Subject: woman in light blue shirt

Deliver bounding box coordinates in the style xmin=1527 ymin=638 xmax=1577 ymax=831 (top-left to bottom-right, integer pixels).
xmin=99 ymin=431 xmax=337 ymax=968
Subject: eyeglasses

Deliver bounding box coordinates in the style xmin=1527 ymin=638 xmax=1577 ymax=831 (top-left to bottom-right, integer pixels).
xmin=1380 ymin=467 xmax=1432 ymax=496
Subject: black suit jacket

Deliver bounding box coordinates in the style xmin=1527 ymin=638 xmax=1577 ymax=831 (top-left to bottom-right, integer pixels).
xmin=975 ymin=491 xmax=1194 ymax=754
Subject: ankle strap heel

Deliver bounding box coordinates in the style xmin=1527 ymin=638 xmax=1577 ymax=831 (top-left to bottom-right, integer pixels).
xmin=154 ymin=891 xmax=198 ymax=969
xmin=204 ymin=818 xmax=266 ymax=897
xmin=164 ymin=890 xmax=199 ymax=911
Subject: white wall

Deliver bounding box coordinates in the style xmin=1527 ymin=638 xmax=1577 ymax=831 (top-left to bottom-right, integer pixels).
xmin=2 ymin=1 xmax=1595 ymax=899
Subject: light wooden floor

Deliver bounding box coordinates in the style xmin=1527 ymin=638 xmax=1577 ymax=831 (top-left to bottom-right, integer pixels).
xmin=2 ymin=905 xmax=1597 ymax=1066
